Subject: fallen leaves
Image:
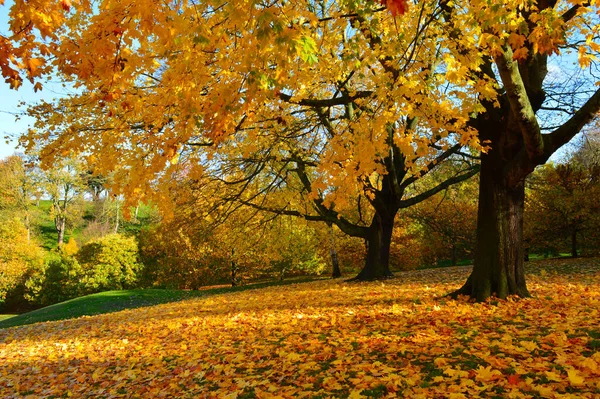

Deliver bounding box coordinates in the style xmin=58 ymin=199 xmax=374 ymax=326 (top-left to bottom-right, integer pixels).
xmin=0 ymin=258 xmax=599 ymax=398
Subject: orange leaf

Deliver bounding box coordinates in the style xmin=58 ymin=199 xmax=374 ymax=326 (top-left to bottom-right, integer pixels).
xmin=507 ymin=374 xmax=522 ymax=386
xmin=379 ymin=0 xmax=409 ymax=16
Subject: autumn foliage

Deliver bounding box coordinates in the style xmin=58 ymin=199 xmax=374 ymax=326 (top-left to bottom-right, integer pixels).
xmin=0 ymin=219 xmax=44 ymax=304
xmin=1 ymin=259 xmax=599 ymax=398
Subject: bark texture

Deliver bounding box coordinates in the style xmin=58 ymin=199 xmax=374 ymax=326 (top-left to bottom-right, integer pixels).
xmin=453 ymin=153 xmax=530 ymax=300
xmin=354 ymin=213 xmax=395 ymax=280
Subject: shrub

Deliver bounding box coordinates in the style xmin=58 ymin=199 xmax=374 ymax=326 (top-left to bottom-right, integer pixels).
xmin=28 ymin=234 xmax=143 ymax=306
xmin=76 ymin=234 xmax=143 ymax=292
xmin=34 ymin=254 xmax=84 ymax=305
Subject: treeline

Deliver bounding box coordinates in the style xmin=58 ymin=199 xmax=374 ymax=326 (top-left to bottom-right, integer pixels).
xmin=1 ymin=134 xmax=599 ymax=312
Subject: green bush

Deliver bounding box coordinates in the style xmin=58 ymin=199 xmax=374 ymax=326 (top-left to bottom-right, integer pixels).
xmin=29 ymin=234 xmax=144 ymax=306
xmin=77 ymin=234 xmax=143 ymax=292
xmin=35 ymin=255 xmax=83 ymax=305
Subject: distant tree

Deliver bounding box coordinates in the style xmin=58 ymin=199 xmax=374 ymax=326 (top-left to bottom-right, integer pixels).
xmin=526 ymin=144 xmax=600 ymax=258
xmin=410 ymin=175 xmax=478 ymax=266
xmin=0 ymin=155 xmax=42 ymax=240
xmin=43 ymin=159 xmax=87 ymax=246
xmin=77 ymin=234 xmax=143 ymax=291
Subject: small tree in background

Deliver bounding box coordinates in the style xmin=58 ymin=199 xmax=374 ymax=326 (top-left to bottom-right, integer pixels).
xmin=77 ymin=234 xmax=143 ymax=292
xmin=0 ymin=155 xmax=43 ymax=240
xmin=0 ymin=218 xmax=45 ymax=309
xmin=43 ymin=158 xmax=87 ymax=247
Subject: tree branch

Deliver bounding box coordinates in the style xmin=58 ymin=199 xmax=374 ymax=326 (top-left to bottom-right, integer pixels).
xmin=561 ymin=2 xmax=589 ymax=24
xmin=494 ymin=44 xmax=544 ymax=159
xmin=277 ymin=91 xmax=372 ymax=107
xmin=400 ymin=143 xmax=462 ymax=189
xmin=543 ymin=86 xmax=600 ymax=159
xmin=399 ymin=165 xmax=480 ymax=208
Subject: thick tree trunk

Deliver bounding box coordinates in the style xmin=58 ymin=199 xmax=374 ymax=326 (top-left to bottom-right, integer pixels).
xmin=354 ymin=213 xmax=394 ymax=280
xmin=571 ymin=230 xmax=578 ymax=258
xmin=453 ymin=158 xmax=530 ymax=301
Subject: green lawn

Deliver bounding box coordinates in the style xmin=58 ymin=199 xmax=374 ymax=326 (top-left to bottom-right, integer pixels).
xmin=0 ymin=277 xmax=320 ymax=329
xmin=0 ymin=315 xmax=16 ymax=322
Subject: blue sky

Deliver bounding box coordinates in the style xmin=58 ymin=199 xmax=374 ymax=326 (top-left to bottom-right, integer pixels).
xmin=0 ymin=1 xmax=49 ymax=158
xmin=0 ymin=1 xmax=79 ymax=159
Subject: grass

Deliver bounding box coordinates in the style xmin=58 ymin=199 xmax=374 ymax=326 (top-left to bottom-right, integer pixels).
xmin=527 ymin=252 xmax=574 ymax=261
xmin=0 ymin=315 xmax=16 ymax=322
xmin=0 ymin=277 xmax=321 ymax=329
xmin=35 ymin=199 xmax=86 ymax=251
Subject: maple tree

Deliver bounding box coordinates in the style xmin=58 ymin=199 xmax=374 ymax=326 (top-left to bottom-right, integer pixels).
xmin=18 ymin=0 xmax=482 ymax=280
xmin=433 ymin=0 xmax=600 ymax=300
xmin=1 ymin=0 xmax=68 ymax=89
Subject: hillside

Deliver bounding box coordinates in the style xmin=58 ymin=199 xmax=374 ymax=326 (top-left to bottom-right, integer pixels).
xmin=0 ymin=258 xmax=598 ymax=398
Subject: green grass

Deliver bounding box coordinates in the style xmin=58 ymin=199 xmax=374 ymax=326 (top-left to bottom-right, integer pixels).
xmin=526 ymin=252 xmax=574 ymax=261
xmin=0 ymin=315 xmax=16 ymax=322
xmin=0 ymin=277 xmax=321 ymax=329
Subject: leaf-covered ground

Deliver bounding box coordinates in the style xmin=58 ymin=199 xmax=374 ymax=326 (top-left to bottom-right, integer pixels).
xmin=1 ymin=259 xmax=599 ymax=398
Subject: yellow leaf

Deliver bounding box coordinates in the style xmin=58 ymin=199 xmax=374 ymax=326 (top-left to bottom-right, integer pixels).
xmin=348 ymin=390 xmax=365 ymax=399
xmin=434 ymin=357 xmax=448 ymax=367
xmin=544 ymin=371 xmax=562 ymax=382
xmin=567 ymin=369 xmax=585 ymax=386
xmin=474 ymin=365 xmax=502 ymax=382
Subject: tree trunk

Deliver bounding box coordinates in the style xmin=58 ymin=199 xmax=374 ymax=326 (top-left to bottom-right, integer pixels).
xmin=331 ymin=249 xmax=341 ymax=278
xmin=329 ymin=224 xmax=342 ymax=278
xmin=25 ymin=213 xmax=31 ymax=242
xmin=57 ymin=217 xmax=66 ymax=247
xmin=231 ymin=249 xmax=238 ymax=287
xmin=452 ymin=158 xmax=530 ymax=301
xmin=571 ymin=230 xmax=578 ymax=258
xmin=354 ymin=213 xmax=394 ymax=280
xmin=113 ymin=200 xmax=120 ymax=233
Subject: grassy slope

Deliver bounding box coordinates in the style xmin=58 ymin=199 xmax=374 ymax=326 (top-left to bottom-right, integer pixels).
xmin=36 ymin=199 xmax=87 ymax=251
xmin=0 ymin=277 xmax=320 ymax=329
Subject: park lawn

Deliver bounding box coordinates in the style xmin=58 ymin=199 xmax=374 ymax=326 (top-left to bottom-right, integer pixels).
xmin=0 ymin=278 xmax=320 ymax=330
xmin=0 ymin=258 xmax=599 ymax=398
